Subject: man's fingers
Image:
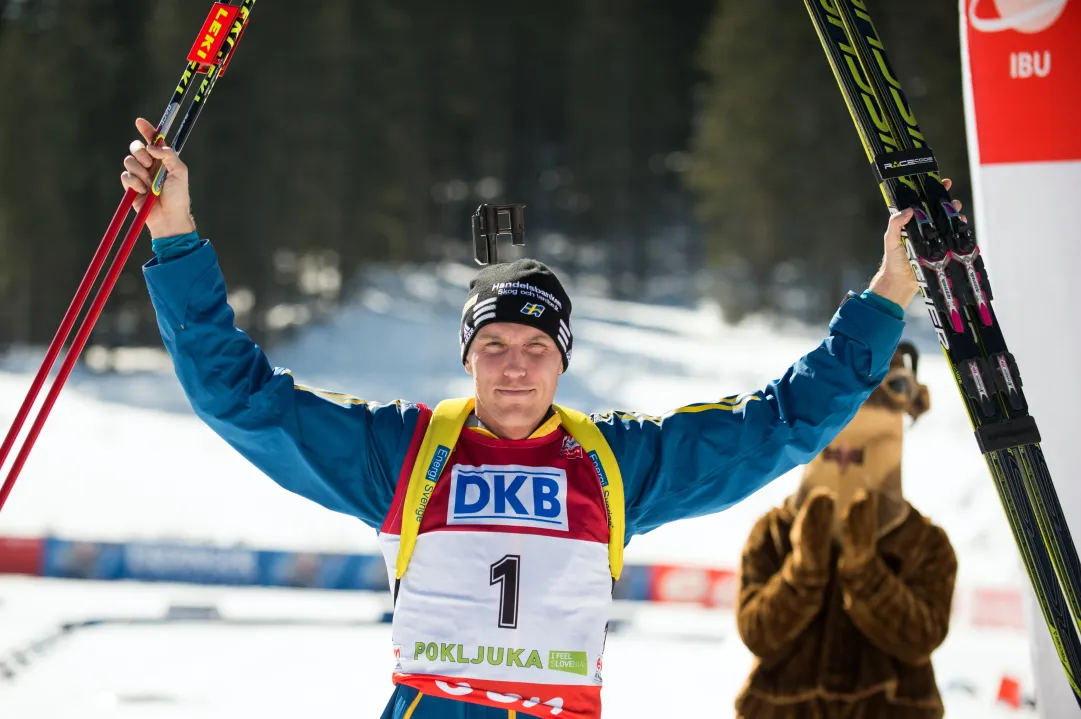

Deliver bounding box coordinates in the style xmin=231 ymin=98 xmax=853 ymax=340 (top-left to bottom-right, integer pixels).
xmin=135 ymin=117 xmax=157 ymax=146
xmin=121 ymin=171 xmax=149 ymax=195
xmin=887 ymin=208 xmax=915 ymax=237
xmin=129 ymin=140 xmax=153 ymax=169
xmin=123 ymin=155 xmax=151 ymax=185
xmin=145 ymin=143 xmax=186 ymax=176
xmin=943 ymin=177 xmax=953 ymax=191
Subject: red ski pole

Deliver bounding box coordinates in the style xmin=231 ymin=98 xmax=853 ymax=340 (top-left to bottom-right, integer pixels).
xmin=0 ymin=0 xmax=256 ymax=513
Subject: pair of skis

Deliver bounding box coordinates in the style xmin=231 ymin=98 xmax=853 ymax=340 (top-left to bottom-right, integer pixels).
xmin=805 ymin=0 xmax=1081 ymax=703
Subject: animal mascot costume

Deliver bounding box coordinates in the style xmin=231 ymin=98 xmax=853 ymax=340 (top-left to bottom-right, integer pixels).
xmin=734 ymin=342 xmax=958 ymax=719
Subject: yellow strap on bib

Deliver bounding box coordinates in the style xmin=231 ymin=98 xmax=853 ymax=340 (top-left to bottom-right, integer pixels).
xmin=395 ymin=397 xmax=474 ymax=579
xmin=552 ymin=404 xmax=625 ymax=580
xmin=396 ymin=399 xmax=625 ymax=581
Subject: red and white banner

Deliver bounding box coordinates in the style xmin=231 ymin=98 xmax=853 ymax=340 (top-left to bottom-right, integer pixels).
xmin=963 ymin=0 xmax=1080 ymax=164
xmin=961 ymin=2 xmax=1081 ymax=716
xmin=648 ymin=564 xmax=738 ymax=609
xmin=0 ymin=537 xmax=42 ymax=575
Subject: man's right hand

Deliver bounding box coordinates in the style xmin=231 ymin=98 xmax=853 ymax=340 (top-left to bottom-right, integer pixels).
xmin=120 ymin=118 xmax=196 ymax=239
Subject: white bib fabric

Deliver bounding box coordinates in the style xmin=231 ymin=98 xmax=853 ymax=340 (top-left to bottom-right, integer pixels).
xmin=378 ymin=419 xmax=616 ymax=718
xmin=391 ymin=530 xmax=610 ymax=684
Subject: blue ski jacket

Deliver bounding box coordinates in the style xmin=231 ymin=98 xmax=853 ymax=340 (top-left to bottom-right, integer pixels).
xmin=143 ymin=235 xmax=905 ymax=718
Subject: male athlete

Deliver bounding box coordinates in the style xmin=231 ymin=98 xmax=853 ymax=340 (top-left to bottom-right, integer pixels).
xmin=121 ymin=117 xmax=962 ymax=718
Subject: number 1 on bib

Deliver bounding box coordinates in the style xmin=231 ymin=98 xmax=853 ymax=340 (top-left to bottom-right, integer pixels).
xmin=490 ymin=555 xmax=521 ymax=629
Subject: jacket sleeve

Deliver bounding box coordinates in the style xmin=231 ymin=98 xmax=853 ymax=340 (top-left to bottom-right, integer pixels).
xmin=595 ymin=292 xmax=905 ymax=538
xmin=142 ymin=240 xmax=419 ymax=530
xmin=838 ymin=523 xmax=958 ymax=665
xmin=736 ymin=513 xmax=829 ymax=668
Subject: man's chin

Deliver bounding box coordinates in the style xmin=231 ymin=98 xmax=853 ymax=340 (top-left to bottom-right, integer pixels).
xmin=493 ymin=400 xmax=536 ymax=414
xmin=489 ymin=395 xmax=544 ymax=418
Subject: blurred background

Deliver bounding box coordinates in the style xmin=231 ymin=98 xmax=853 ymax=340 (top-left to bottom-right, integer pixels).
xmin=0 ymin=1 xmax=1041 ymax=717
xmin=0 ymin=0 xmax=974 ymax=349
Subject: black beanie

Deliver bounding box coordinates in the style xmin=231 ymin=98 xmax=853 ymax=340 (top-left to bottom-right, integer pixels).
xmin=460 ymin=259 xmax=573 ymax=370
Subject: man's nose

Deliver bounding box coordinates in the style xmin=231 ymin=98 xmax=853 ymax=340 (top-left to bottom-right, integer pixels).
xmin=503 ymin=349 xmax=527 ymax=377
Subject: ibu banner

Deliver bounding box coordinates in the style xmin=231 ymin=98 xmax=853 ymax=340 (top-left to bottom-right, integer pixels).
xmin=963 ymin=0 xmax=1081 ymax=164
xmin=961 ymin=2 xmax=1081 ymax=717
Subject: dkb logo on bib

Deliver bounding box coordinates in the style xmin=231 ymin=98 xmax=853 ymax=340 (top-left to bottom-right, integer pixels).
xmin=447 ymin=465 xmax=569 ymax=531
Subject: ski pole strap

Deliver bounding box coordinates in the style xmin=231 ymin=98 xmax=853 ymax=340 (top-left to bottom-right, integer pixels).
xmin=395 ymin=399 xmax=626 ymax=581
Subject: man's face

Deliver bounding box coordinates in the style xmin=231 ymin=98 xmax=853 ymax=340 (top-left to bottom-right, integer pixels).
xmin=465 ymin=322 xmax=562 ymax=436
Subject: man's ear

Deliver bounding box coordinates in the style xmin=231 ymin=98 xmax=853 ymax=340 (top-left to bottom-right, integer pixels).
xmin=464 ymin=357 xmax=473 ymax=376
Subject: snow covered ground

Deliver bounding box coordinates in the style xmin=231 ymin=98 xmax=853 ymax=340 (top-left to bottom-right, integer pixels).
xmin=0 ymin=577 xmax=1034 ymax=718
xmin=0 ymin=260 xmax=1037 ymax=715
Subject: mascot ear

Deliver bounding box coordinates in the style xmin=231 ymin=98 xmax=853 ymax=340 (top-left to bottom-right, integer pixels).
xmin=897 ymin=340 xmax=919 ymax=374
xmin=908 ymin=383 xmax=931 ymax=420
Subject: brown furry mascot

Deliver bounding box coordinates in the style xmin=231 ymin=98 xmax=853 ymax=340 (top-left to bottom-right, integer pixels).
xmin=734 ymin=341 xmax=957 ymax=719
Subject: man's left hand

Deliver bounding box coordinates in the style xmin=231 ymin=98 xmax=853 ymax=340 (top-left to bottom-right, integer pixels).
xmin=869 ymin=177 xmax=966 ymax=309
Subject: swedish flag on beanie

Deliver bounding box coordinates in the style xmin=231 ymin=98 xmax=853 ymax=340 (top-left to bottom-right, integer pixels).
xmin=460 ymin=259 xmax=573 ymax=370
